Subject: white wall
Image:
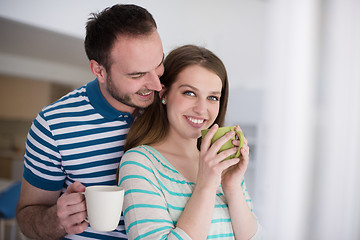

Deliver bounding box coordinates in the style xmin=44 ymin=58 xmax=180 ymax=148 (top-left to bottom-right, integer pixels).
xmin=257 ymin=0 xmax=360 ymax=239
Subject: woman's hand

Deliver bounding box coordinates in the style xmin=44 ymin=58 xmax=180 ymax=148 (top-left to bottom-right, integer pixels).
xmin=197 ymin=124 xmax=241 ymax=191
xmin=221 ymin=125 xmax=250 ymax=193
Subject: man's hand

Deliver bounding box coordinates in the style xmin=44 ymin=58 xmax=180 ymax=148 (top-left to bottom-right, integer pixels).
xmin=17 ymin=179 xmax=88 ymax=239
xmin=57 ymin=182 xmax=88 ymax=235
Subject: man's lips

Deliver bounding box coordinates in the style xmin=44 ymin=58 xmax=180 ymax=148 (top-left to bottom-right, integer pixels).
xmin=136 ymin=90 xmax=153 ymax=96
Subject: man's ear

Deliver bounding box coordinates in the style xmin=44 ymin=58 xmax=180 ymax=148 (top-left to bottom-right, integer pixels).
xmin=159 ymin=87 xmax=167 ymax=99
xmin=89 ymin=60 xmax=107 ymax=83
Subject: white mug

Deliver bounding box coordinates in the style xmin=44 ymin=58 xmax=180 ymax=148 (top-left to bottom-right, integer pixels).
xmin=83 ymin=185 xmax=125 ymax=232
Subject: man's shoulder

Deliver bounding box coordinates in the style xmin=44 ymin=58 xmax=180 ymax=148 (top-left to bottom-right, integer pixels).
xmin=41 ymin=84 xmax=90 ymax=115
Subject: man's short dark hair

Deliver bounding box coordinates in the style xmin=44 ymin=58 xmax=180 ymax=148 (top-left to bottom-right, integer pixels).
xmin=84 ymin=4 xmax=157 ymax=71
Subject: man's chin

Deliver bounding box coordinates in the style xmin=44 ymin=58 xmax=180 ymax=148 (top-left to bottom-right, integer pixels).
xmin=127 ymin=98 xmax=154 ymax=109
xmin=136 ymin=101 xmax=154 ymax=109
xmin=134 ymin=95 xmax=155 ymax=108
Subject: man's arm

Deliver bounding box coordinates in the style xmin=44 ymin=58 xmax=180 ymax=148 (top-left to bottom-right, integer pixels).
xmin=16 ymin=179 xmax=88 ymax=240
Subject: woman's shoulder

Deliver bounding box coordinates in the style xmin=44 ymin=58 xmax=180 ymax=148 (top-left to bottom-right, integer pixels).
xmin=124 ymin=145 xmax=148 ymax=154
xmin=121 ymin=145 xmax=173 ymax=171
xmin=123 ymin=144 xmax=154 ymax=155
xmin=121 ymin=145 xmax=158 ymax=163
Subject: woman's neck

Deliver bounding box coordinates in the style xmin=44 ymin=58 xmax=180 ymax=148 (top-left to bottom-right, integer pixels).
xmin=151 ymin=133 xmax=199 ymax=159
xmin=150 ymin=132 xmax=200 ymax=183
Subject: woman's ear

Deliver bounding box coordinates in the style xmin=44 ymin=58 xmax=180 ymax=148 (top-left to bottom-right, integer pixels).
xmin=89 ymin=60 xmax=107 ymax=83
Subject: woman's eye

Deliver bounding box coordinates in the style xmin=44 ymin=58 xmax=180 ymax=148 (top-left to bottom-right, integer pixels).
xmin=184 ymin=91 xmax=195 ymax=96
xmin=208 ymin=96 xmax=219 ymax=101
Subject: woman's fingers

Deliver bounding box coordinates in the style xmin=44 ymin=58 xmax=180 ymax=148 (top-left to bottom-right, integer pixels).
xmin=217 ymin=147 xmax=238 ymax=162
xmin=210 ymin=131 xmax=235 ymax=150
xmin=200 ymin=124 xmax=219 ymax=151
xmin=218 ymin=157 xmax=240 ymax=170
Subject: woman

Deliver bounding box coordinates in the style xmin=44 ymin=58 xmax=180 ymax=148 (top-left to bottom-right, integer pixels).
xmin=118 ymin=45 xmax=262 ymax=239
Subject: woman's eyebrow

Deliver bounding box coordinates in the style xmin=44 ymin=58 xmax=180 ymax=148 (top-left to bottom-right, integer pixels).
xmin=179 ymin=84 xmax=221 ymax=95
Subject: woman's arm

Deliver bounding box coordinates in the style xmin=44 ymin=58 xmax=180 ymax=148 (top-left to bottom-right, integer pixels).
xmin=221 ymin=126 xmax=261 ymax=239
xmin=174 ymin=185 xmax=217 ymax=239
xmin=223 ymin=181 xmax=259 ymax=239
xmin=176 ymin=125 xmax=245 ymax=239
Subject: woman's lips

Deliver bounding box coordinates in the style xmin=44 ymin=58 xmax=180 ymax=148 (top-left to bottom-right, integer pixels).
xmin=185 ymin=116 xmax=206 ymax=128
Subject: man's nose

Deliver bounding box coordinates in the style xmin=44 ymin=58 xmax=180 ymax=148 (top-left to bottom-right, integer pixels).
xmin=146 ymin=70 xmax=162 ymax=91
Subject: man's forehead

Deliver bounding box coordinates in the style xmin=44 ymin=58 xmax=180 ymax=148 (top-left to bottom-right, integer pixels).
xmin=111 ymin=31 xmax=163 ymax=66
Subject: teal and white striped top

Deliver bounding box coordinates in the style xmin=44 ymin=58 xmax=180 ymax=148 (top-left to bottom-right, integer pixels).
xmin=119 ymin=145 xmax=261 ymax=239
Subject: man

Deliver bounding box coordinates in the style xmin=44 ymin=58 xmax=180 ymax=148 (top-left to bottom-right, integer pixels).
xmin=16 ymin=4 xmax=164 ymax=239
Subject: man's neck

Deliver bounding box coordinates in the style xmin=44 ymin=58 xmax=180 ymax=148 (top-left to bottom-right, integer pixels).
xmin=98 ymin=83 xmax=136 ymax=114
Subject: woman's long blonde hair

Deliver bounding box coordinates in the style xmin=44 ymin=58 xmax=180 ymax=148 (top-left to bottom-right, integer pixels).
xmin=124 ymin=45 xmax=229 ymax=152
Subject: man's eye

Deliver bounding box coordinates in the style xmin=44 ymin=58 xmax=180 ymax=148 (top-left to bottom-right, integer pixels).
xmin=130 ymin=73 xmax=145 ymax=79
xmin=184 ymin=91 xmax=195 ymax=96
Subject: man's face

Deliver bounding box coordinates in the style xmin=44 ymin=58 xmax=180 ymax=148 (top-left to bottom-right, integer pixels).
xmin=99 ymin=30 xmax=164 ymax=113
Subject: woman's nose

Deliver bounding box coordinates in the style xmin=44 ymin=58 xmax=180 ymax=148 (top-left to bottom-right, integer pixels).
xmin=193 ymin=99 xmax=207 ymax=114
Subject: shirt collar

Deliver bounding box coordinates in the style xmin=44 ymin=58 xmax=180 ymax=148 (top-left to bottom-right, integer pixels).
xmin=86 ymin=78 xmax=133 ymax=123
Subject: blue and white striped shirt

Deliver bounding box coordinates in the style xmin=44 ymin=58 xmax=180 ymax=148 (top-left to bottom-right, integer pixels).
xmin=24 ymin=79 xmax=130 ymax=239
xmin=119 ymin=145 xmax=262 ymax=239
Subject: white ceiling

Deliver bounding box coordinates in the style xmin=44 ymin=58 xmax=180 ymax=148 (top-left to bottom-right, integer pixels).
xmin=0 ymin=17 xmax=87 ymax=68
xmin=0 ymin=16 xmax=92 ymax=87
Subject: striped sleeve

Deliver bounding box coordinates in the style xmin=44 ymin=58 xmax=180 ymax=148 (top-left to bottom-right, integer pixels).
xmin=23 ymin=112 xmax=65 ymax=190
xmin=241 ymin=180 xmax=263 ymax=239
xmin=119 ymin=150 xmax=192 ymax=240
xmin=241 ymin=179 xmax=255 ymax=213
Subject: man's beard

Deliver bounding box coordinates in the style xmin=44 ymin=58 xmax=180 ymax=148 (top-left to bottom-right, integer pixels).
xmin=106 ymin=75 xmax=151 ymax=109
xmin=106 ymin=75 xmax=139 ymax=109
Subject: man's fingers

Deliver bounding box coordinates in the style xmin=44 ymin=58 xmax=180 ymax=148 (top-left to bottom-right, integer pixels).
xmin=66 ymin=182 xmax=86 ymax=194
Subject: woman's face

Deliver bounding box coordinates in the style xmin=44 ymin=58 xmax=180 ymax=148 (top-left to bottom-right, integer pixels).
xmin=164 ymin=64 xmax=222 ymax=140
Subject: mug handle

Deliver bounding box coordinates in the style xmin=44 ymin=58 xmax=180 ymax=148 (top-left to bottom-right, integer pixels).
xmin=81 ymin=192 xmax=90 ymax=224
xmin=234 ymin=130 xmax=245 ymax=158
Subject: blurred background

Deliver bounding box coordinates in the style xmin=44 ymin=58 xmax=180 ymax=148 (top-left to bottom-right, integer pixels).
xmin=0 ymin=0 xmax=359 ymax=239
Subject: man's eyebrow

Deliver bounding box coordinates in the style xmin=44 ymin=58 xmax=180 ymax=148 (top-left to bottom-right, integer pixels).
xmin=158 ymin=53 xmax=165 ymax=67
xmin=126 ymin=53 xmax=164 ymax=77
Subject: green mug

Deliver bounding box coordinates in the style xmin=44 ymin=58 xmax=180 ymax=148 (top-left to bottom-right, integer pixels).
xmin=201 ymin=126 xmax=244 ymax=160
